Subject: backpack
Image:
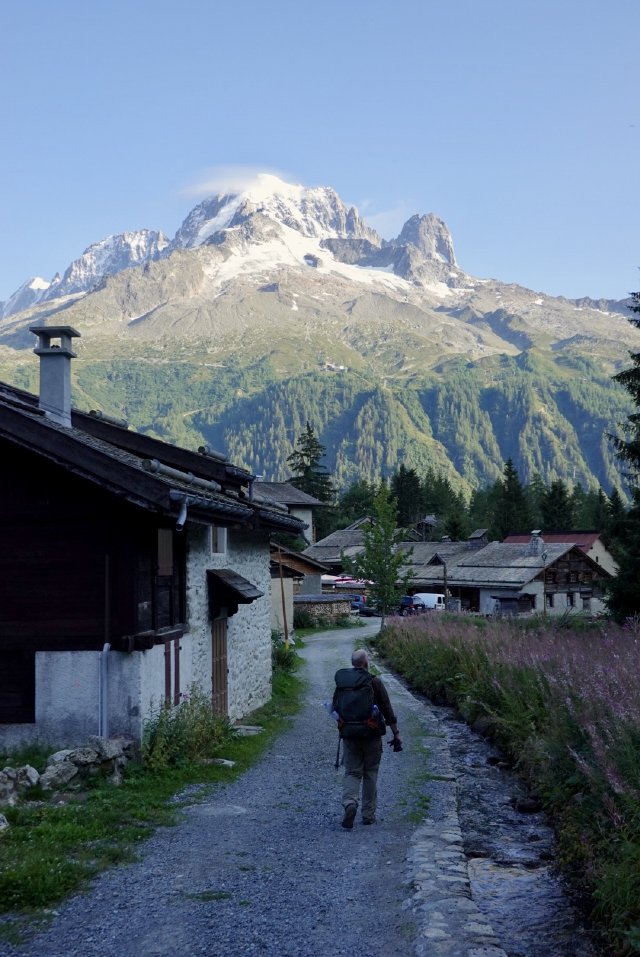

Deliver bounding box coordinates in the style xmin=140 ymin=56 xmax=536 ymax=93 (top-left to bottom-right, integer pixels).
xmin=333 ymin=668 xmax=386 ymax=739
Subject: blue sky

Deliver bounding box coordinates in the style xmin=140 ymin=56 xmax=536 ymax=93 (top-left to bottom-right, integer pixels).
xmin=0 ymin=0 xmax=638 ymax=303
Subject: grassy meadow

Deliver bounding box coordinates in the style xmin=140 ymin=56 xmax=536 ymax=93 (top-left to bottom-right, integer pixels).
xmin=376 ymin=612 xmax=640 ymax=955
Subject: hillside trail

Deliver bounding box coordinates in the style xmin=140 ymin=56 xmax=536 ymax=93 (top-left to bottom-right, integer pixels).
xmin=3 ymin=622 xmax=596 ymax=957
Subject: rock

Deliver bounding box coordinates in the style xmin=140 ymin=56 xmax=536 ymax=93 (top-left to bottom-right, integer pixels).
xmin=472 ymin=716 xmax=496 ymax=737
xmin=47 ymin=749 xmax=73 ymax=766
xmin=16 ymin=765 xmax=39 ymax=790
xmin=0 ymin=813 xmax=9 ymax=835
xmin=39 ymin=761 xmax=79 ymax=791
xmin=88 ymin=736 xmax=124 ymax=760
xmin=67 ymin=748 xmax=99 ymax=766
xmin=511 ymin=795 xmax=544 ymax=814
xmin=0 ymin=770 xmax=19 ymax=806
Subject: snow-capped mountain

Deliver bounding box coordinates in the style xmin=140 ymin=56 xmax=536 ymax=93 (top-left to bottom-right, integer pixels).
xmin=170 ymin=175 xmax=380 ymax=249
xmin=0 ymin=172 xmax=637 ymax=495
xmin=0 ymin=276 xmax=50 ymax=318
xmin=1 ymin=229 xmax=169 ymax=318
xmin=1 ymin=174 xmax=462 ymax=318
xmin=40 ymin=229 xmax=169 ymax=303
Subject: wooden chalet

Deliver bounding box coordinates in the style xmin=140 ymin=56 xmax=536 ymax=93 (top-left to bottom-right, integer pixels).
xmin=0 ymin=326 xmax=304 ymax=748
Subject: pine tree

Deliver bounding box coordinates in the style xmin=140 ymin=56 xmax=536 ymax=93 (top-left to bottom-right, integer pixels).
xmin=286 ymin=422 xmax=335 ymax=503
xmin=541 ymin=479 xmax=576 ymax=530
xmin=494 ymin=459 xmax=532 ymax=539
xmin=606 ymin=489 xmax=640 ymax=622
xmin=607 ymin=289 xmax=640 ymax=619
xmin=391 ymin=465 xmax=424 ymax=526
xmin=611 ymin=291 xmax=640 ymax=479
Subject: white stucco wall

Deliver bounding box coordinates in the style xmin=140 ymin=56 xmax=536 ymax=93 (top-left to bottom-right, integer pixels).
xmin=290 ymin=505 xmax=314 ymax=543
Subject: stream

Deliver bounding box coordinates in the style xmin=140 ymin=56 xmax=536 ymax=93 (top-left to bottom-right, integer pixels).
xmin=440 ymin=709 xmax=601 ymax=957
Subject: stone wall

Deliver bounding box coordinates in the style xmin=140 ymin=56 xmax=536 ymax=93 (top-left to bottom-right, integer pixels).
xmin=185 ymin=524 xmax=273 ymax=722
xmin=293 ymin=596 xmax=352 ymax=623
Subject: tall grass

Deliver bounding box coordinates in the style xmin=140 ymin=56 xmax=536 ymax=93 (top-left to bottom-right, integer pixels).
xmin=378 ymin=613 xmax=640 ymax=954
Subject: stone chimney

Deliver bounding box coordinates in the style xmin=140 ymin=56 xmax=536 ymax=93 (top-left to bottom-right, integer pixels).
xmin=29 ymin=325 xmax=80 ymax=428
xmin=526 ymin=529 xmax=544 ymax=557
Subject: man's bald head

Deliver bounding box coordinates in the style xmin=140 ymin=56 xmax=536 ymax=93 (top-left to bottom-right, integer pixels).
xmin=351 ymin=648 xmax=369 ymax=669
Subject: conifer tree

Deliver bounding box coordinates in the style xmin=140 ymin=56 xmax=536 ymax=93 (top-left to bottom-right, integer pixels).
xmin=611 ymin=290 xmax=640 ymax=479
xmin=494 ymin=459 xmax=532 ymax=539
xmin=607 ymin=289 xmax=640 ymax=619
xmin=286 ymin=421 xmax=335 ymax=503
xmin=541 ymin=479 xmax=576 ymax=530
xmin=391 ymin=465 xmax=424 ymax=526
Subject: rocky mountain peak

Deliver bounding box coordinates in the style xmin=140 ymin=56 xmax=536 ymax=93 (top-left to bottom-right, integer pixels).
xmin=170 ymin=174 xmax=381 ymax=250
xmin=40 ymin=229 xmax=169 ymax=304
xmin=395 ymin=213 xmax=456 ymax=265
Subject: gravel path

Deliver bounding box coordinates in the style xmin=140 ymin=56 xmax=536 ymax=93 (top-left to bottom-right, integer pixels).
xmin=4 ymin=623 xmax=438 ymax=957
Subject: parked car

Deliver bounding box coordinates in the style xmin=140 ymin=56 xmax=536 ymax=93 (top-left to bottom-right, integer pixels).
xmin=413 ymin=592 xmax=446 ymax=611
xmin=349 ymin=595 xmax=367 ymax=611
xmin=399 ymin=593 xmax=446 ymax=615
xmin=399 ymin=595 xmax=423 ymax=615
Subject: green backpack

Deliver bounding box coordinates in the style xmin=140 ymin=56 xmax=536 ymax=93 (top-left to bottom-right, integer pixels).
xmin=334 ymin=668 xmax=385 ymax=739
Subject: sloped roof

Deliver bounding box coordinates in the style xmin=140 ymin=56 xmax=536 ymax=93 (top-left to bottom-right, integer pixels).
xmin=503 ymin=531 xmax=601 ymax=551
xmin=448 ymin=541 xmax=577 ymax=587
xmin=253 ymin=481 xmax=324 ymax=507
xmin=302 ymin=526 xmax=367 ymax=563
xmin=398 ymin=541 xmax=471 ymax=564
xmin=0 ymin=380 xmax=304 ymax=535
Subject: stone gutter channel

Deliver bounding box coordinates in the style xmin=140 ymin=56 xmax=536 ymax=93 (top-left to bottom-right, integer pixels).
xmin=384 ymin=663 xmax=597 ymax=957
xmin=384 ymin=667 xmax=510 ymax=957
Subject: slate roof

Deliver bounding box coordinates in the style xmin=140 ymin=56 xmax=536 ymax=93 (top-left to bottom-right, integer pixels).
xmin=253 ymin=482 xmax=324 ymax=507
xmin=448 ymin=542 xmax=577 ymax=587
xmin=302 ymin=526 xmax=367 ymax=564
xmin=503 ymin=531 xmax=601 ymax=551
xmin=0 ymin=380 xmax=304 ymax=535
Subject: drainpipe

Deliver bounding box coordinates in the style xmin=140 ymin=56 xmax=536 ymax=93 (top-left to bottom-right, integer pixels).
xmin=99 ymin=643 xmax=111 ymax=737
xmin=99 ymin=554 xmax=111 ymax=737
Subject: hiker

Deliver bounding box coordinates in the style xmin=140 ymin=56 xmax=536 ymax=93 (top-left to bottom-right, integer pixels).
xmin=333 ymin=648 xmax=402 ymax=828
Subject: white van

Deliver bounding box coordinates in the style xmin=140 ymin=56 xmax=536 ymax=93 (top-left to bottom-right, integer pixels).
xmin=413 ymin=593 xmax=446 ymax=611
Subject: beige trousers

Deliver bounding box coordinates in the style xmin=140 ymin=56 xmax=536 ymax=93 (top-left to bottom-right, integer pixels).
xmin=341 ymin=735 xmax=383 ymax=820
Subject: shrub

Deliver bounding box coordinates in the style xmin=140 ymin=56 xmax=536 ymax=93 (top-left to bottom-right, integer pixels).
xmin=142 ymin=685 xmax=235 ymax=770
xmin=271 ymin=630 xmax=299 ymax=674
xmin=293 ymin=609 xmax=315 ymax=629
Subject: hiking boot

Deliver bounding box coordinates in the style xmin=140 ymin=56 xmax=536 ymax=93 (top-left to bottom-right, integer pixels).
xmin=362 ymin=816 xmax=376 ymax=825
xmin=341 ymin=803 xmax=357 ymax=829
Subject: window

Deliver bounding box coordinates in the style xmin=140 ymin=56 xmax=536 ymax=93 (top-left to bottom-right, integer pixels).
xmin=546 ymin=593 xmax=554 ymax=609
xmin=135 ymin=527 xmax=185 ymax=633
xmin=210 ymin=526 xmax=227 ymax=555
xmin=567 ymin=592 xmax=575 ymax=608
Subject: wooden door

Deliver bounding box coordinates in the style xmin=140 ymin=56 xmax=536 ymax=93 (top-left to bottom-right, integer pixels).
xmin=211 ymin=618 xmax=228 ymax=716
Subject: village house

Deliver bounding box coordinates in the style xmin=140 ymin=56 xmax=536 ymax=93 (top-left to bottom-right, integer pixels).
xmin=502 ymin=530 xmax=617 ymax=576
xmin=268 ymin=543 xmax=329 ymax=636
xmin=301 ymin=517 xmax=373 ymax=576
xmin=0 ymin=326 xmax=305 ymax=750
xmin=252 ymin=482 xmax=324 ymax=544
xmin=399 ymin=530 xmax=611 ymax=616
